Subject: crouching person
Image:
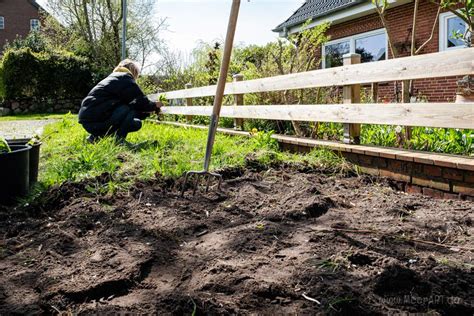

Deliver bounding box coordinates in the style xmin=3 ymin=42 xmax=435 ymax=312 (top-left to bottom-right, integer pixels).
xmin=78 ymin=59 xmax=162 ymax=144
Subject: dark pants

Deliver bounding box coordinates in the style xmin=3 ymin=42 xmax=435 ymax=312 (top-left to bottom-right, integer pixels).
xmin=82 ymin=105 xmax=148 ymax=140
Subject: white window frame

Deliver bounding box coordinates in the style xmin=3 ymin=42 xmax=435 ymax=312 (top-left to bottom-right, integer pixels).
xmin=0 ymin=17 xmax=4 ymax=30
xmin=322 ymin=28 xmax=388 ymax=69
xmin=30 ymin=19 xmax=40 ymax=31
xmin=439 ymin=11 xmax=469 ymax=52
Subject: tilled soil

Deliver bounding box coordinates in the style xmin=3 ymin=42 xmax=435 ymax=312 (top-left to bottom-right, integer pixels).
xmin=0 ymin=165 xmax=473 ymax=315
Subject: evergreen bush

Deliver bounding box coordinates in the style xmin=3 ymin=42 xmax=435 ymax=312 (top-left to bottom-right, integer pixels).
xmin=0 ymin=48 xmax=94 ymax=100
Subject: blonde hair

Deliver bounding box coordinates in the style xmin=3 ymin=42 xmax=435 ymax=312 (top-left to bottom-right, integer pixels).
xmin=115 ymin=59 xmax=141 ymax=79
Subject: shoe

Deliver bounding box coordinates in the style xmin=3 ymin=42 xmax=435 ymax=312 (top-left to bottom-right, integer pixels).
xmin=86 ymin=134 xmax=98 ymax=144
xmin=115 ymin=136 xmax=135 ymax=148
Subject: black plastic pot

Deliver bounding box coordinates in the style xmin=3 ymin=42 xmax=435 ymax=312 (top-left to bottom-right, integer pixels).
xmin=7 ymin=138 xmax=42 ymax=185
xmin=0 ymin=145 xmax=31 ymax=205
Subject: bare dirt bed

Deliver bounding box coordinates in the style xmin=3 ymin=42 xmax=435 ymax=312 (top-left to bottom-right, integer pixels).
xmin=1 ymin=163 xmax=473 ymax=315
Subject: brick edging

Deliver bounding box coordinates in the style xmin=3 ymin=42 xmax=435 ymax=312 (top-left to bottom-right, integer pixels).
xmin=150 ymin=120 xmax=474 ymax=200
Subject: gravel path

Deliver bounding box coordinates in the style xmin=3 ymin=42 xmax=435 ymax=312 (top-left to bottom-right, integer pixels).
xmin=0 ymin=119 xmax=57 ymax=139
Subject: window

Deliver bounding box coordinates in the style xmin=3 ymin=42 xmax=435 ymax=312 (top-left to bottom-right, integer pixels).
xmin=439 ymin=12 xmax=469 ymax=51
xmin=30 ymin=19 xmax=40 ymax=31
xmin=0 ymin=17 xmax=4 ymax=30
xmin=324 ymin=41 xmax=350 ymax=68
xmin=322 ymin=29 xmax=387 ymax=69
xmin=355 ymin=33 xmax=387 ymax=63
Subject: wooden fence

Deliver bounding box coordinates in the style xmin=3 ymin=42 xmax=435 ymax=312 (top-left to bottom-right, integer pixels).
xmin=151 ymin=48 xmax=474 ymax=144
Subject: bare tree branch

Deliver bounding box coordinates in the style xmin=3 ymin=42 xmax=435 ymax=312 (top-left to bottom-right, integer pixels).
xmin=416 ymin=6 xmax=441 ymax=54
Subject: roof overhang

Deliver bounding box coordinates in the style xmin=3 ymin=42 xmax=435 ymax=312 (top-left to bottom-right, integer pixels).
xmin=29 ymin=0 xmax=40 ymax=9
xmin=276 ymin=0 xmax=413 ymax=37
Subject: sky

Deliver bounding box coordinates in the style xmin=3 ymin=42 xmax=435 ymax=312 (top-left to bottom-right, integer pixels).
xmin=156 ymin=0 xmax=304 ymax=54
xmin=37 ymin=0 xmax=305 ymax=55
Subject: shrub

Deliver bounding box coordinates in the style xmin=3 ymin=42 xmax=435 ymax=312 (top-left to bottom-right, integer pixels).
xmin=0 ymin=48 xmax=94 ymax=100
xmin=137 ymin=75 xmax=160 ymax=95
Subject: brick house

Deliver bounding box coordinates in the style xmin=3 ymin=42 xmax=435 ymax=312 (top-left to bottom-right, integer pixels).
xmin=0 ymin=0 xmax=42 ymax=53
xmin=273 ymin=0 xmax=471 ymax=102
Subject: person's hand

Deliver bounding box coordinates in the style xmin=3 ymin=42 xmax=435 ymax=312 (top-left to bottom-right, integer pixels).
xmin=155 ymin=101 xmax=164 ymax=113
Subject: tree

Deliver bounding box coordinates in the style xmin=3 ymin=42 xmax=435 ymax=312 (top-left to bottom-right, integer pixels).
xmin=265 ymin=20 xmax=330 ymax=136
xmin=44 ymin=0 xmax=166 ymax=72
xmin=126 ymin=0 xmax=167 ymax=71
xmin=372 ymin=0 xmax=472 ymax=145
xmin=152 ymin=21 xmax=330 ymax=136
xmin=372 ymin=0 xmax=442 ymax=58
xmin=372 ymin=0 xmax=441 ymax=146
xmin=371 ymin=2 xmax=442 ymax=98
xmin=372 ymin=0 xmax=399 ymax=58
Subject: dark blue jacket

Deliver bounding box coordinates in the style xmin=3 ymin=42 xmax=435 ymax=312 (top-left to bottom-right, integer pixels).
xmin=78 ymin=72 xmax=155 ymax=123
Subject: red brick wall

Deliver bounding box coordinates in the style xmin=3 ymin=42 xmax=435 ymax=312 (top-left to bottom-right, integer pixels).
xmin=385 ymin=1 xmax=440 ymax=57
xmin=280 ymin=141 xmax=474 ymax=200
xmin=0 ymin=0 xmax=40 ymax=51
xmin=319 ymin=0 xmax=464 ymax=102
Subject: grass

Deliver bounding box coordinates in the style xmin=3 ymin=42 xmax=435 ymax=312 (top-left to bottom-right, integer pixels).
xmin=19 ymin=110 xmax=472 ymax=200
xmin=316 ymin=257 xmax=346 ymax=273
xmin=37 ymin=114 xmax=349 ymax=195
xmin=168 ymin=114 xmax=474 ymax=156
xmin=314 ymin=122 xmax=474 ymax=156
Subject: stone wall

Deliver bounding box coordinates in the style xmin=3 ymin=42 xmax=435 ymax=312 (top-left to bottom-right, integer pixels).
xmin=0 ymin=98 xmax=81 ymax=115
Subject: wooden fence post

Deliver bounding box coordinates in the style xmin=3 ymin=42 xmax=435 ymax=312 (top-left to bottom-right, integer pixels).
xmin=233 ymin=74 xmax=244 ymax=130
xmin=185 ymin=83 xmax=193 ymax=123
xmin=402 ymin=80 xmax=412 ymax=142
xmin=343 ymin=53 xmax=361 ymax=145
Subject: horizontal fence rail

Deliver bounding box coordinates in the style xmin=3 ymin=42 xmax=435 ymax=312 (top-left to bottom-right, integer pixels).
xmin=150 ymin=48 xmax=474 ymax=101
xmin=160 ymin=103 xmax=474 ymax=129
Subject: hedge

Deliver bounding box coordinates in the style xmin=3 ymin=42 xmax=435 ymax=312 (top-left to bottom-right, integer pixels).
xmin=0 ymin=48 xmax=94 ymax=100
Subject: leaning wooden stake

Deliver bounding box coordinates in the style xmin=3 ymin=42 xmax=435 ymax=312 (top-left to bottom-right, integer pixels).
xmin=181 ymin=0 xmax=241 ymax=196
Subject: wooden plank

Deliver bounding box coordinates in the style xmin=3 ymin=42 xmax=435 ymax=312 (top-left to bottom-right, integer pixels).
xmin=150 ymin=48 xmax=474 ymax=100
xmin=160 ymin=102 xmax=474 ymax=129
xmin=151 ymin=120 xmax=250 ymax=136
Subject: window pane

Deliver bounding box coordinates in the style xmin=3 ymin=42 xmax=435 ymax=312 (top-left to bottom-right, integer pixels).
xmin=0 ymin=17 xmax=4 ymax=30
xmin=31 ymin=19 xmax=40 ymax=31
xmin=324 ymin=41 xmax=349 ymax=68
xmin=355 ymin=33 xmax=386 ymax=63
xmin=447 ymin=16 xmax=466 ymax=48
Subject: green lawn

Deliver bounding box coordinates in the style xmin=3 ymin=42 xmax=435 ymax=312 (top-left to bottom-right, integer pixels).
xmin=7 ymin=111 xmax=470 ymax=201
xmin=38 ymin=114 xmax=348 ymax=194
